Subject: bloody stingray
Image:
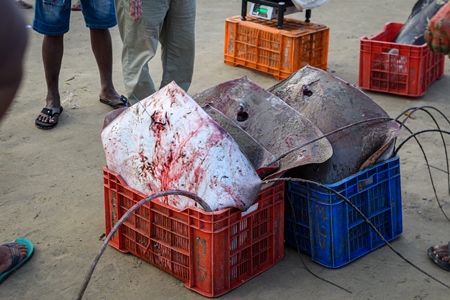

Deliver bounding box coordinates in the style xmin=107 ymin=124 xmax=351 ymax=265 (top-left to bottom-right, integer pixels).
xmin=101 ymin=81 xmax=262 ymax=212
xmin=268 ymin=65 xmax=400 ymax=184
xmin=193 ymin=76 xmax=333 ymax=180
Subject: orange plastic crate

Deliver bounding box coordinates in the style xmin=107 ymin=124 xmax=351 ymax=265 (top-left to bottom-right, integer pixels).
xmin=224 ymin=15 xmax=329 ymax=80
xmin=103 ymin=167 xmax=285 ymax=297
xmin=359 ymin=22 xmax=445 ymax=97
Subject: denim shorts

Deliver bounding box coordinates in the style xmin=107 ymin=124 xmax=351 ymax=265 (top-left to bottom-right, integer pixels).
xmin=32 ymin=0 xmax=117 ymax=36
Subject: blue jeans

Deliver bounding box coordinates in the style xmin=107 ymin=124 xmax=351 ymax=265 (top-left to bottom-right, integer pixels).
xmin=32 ymin=0 xmax=117 ymax=36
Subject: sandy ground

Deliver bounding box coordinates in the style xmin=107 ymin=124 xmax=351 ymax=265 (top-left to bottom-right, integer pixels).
xmin=1 ymin=0 xmax=450 ymax=299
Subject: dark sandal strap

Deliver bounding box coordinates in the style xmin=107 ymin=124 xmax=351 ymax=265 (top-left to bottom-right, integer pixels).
xmin=3 ymin=243 xmax=21 ymax=273
xmin=108 ymin=96 xmax=129 ymax=107
xmin=119 ymin=95 xmax=129 ymax=106
xmin=40 ymin=107 xmax=62 ymax=117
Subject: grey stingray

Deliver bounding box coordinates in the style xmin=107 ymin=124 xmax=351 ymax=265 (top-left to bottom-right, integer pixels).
xmin=394 ymin=0 xmax=448 ymax=45
xmin=202 ymin=104 xmax=280 ymax=179
xmin=193 ymin=76 xmax=333 ymax=180
xmin=268 ymin=65 xmax=401 ymax=184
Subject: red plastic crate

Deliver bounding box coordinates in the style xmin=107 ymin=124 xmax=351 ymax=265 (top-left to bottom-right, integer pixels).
xmin=103 ymin=167 xmax=284 ymax=297
xmin=359 ymin=22 xmax=445 ymax=97
xmin=224 ymin=15 xmax=329 ymax=80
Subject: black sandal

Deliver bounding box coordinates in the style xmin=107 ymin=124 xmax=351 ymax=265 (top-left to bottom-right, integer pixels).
xmin=35 ymin=107 xmax=63 ymax=130
xmin=427 ymin=242 xmax=450 ymax=271
xmin=99 ymin=95 xmax=129 ymax=109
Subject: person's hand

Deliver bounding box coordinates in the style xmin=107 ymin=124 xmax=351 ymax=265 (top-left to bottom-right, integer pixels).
xmin=129 ymin=0 xmax=142 ymax=21
xmin=424 ymin=3 xmax=450 ymax=56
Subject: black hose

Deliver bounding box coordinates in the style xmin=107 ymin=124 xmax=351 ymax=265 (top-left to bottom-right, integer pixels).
xmin=395 ymin=106 xmax=450 ymax=195
xmin=265 ymin=177 xmax=450 ymax=290
xmin=77 ymin=190 xmax=209 ymax=300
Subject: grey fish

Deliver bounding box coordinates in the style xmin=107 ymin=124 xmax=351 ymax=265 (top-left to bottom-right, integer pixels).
xmin=193 ymin=76 xmax=333 ymax=180
xmin=394 ymin=0 xmax=448 ymax=45
xmin=268 ymin=65 xmax=400 ymax=184
xmin=202 ymin=104 xmax=280 ymax=179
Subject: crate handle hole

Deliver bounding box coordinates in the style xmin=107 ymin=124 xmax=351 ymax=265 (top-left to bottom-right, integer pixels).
xmin=358 ymin=176 xmax=374 ymax=191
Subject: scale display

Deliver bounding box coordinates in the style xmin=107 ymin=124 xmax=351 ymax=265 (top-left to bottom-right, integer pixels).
xmin=249 ymin=3 xmax=301 ymax=20
xmin=250 ymin=4 xmax=274 ymax=19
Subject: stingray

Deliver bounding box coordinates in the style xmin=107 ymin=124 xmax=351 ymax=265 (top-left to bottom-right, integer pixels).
xmin=101 ymin=81 xmax=262 ymax=212
xmin=202 ymin=104 xmax=280 ymax=179
xmin=394 ymin=0 xmax=448 ymax=45
xmin=193 ymin=76 xmax=333 ymax=180
xmin=268 ymin=65 xmax=401 ymax=184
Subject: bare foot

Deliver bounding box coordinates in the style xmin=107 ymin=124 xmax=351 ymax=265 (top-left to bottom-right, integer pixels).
xmin=433 ymin=244 xmax=450 ymax=262
xmin=0 ymin=242 xmax=28 ymax=274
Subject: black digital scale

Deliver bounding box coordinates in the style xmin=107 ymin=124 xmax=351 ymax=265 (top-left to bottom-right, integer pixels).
xmin=241 ymin=0 xmax=312 ymax=29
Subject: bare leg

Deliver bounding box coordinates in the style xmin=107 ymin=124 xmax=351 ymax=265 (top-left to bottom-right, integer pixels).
xmin=0 ymin=0 xmax=28 ymax=119
xmin=36 ymin=35 xmax=64 ymax=126
xmin=89 ymin=28 xmax=125 ymax=108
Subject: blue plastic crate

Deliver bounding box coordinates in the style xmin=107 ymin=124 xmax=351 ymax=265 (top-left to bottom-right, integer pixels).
xmin=284 ymin=155 xmax=403 ymax=268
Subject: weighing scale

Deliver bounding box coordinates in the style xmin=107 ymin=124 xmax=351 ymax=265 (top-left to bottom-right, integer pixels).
xmin=241 ymin=0 xmax=312 ymax=28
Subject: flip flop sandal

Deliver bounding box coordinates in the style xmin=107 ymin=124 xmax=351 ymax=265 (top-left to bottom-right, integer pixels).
xmin=0 ymin=238 xmax=34 ymax=284
xmin=99 ymin=95 xmax=129 ymax=109
xmin=35 ymin=107 xmax=63 ymax=130
xmin=427 ymin=242 xmax=450 ymax=272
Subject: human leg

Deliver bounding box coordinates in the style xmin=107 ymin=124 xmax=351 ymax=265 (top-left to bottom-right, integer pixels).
xmin=0 ymin=2 xmax=34 ymax=283
xmin=0 ymin=0 xmax=28 ymax=119
xmin=32 ymin=0 xmax=71 ymax=128
xmin=81 ymin=0 xmax=127 ymax=108
xmin=114 ymin=0 xmax=167 ymax=101
xmin=89 ymin=28 xmax=128 ymax=108
xmin=35 ymin=35 xmax=64 ymax=128
xmin=159 ymin=0 xmax=196 ymax=92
